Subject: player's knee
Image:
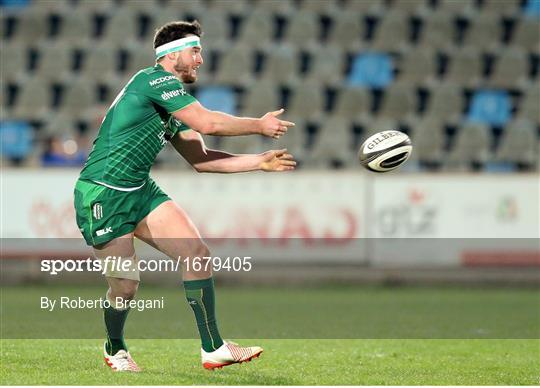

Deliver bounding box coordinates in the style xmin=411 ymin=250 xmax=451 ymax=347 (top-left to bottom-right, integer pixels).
xmin=109 ymin=280 xmax=139 ymax=301
xmin=192 ymin=242 xmax=211 ymax=266
xmin=183 ymin=242 xmax=211 ymax=273
xmin=119 ymin=281 xmax=139 ymax=300
xmin=193 ymin=242 xmax=211 ymax=259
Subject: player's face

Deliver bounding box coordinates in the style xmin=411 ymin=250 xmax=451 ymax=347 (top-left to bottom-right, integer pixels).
xmin=174 ymin=46 xmax=203 ymax=84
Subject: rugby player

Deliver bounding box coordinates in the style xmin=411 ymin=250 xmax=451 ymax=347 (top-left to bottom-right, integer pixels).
xmin=73 ymin=20 xmax=296 ymax=372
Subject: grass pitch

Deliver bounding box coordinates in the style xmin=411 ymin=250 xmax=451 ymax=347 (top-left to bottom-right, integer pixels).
xmin=1 ymin=339 xmax=539 ymax=385
xmin=1 ymin=285 xmax=539 ymax=384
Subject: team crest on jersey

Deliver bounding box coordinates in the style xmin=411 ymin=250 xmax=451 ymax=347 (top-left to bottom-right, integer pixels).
xmin=92 ymin=203 xmax=103 ymax=220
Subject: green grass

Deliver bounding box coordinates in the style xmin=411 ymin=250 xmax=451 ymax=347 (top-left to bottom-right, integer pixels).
xmin=1 ymin=285 xmax=539 ymax=384
xmin=1 ymin=339 xmax=539 ymax=385
xmin=2 ymin=285 xmax=539 ymax=339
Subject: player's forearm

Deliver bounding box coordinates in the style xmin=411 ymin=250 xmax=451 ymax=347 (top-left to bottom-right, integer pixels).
xmin=203 ymin=111 xmax=262 ymax=136
xmin=192 ymin=149 xmax=263 ymax=173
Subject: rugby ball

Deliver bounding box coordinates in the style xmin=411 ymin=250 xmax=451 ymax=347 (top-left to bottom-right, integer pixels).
xmin=358 ymin=130 xmax=412 ymax=172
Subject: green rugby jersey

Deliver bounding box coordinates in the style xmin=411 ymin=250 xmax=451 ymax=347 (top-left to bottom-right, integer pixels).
xmin=79 ymin=64 xmax=196 ymax=188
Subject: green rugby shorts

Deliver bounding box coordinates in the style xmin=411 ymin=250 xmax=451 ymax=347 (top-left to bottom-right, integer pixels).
xmin=73 ymin=179 xmax=170 ymax=246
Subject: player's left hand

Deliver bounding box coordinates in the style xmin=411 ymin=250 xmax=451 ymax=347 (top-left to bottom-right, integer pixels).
xmin=259 ymin=149 xmax=296 ymax=172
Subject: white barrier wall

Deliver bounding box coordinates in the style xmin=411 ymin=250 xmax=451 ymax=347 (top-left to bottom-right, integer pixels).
xmin=370 ymin=174 xmax=539 ymax=238
xmin=1 ymin=169 xmax=538 ymax=266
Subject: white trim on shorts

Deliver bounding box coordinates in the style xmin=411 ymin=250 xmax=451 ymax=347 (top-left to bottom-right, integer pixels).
xmin=93 ymin=180 xmax=146 ymax=192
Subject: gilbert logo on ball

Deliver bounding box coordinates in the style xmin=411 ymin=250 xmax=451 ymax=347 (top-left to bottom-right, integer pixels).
xmin=358 ymin=130 xmax=412 ymax=172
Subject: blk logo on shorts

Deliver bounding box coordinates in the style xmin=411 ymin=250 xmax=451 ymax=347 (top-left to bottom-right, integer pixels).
xmin=96 ymin=227 xmax=113 ymax=237
xmin=93 ymin=203 xmax=103 ymax=220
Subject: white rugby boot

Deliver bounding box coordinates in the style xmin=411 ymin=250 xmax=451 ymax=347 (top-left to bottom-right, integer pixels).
xmin=201 ymin=341 xmax=263 ymax=370
xmin=103 ymin=342 xmax=141 ymax=372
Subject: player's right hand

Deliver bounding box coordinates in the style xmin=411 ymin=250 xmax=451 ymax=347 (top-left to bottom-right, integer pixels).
xmin=258 ymin=108 xmax=295 ymax=139
xmin=259 ymin=149 xmax=296 ymax=172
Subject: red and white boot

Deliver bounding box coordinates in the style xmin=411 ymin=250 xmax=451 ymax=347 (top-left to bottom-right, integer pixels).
xmin=103 ymin=342 xmax=141 ymax=372
xmin=201 ymin=341 xmax=263 ymax=370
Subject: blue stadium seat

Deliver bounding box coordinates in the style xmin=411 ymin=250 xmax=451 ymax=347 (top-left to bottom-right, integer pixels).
xmin=467 ymin=90 xmax=511 ymax=126
xmin=196 ymin=86 xmax=237 ymax=115
xmin=0 ymin=121 xmax=32 ymax=159
xmin=483 ymin=161 xmax=518 ymax=172
xmin=347 ymin=52 xmax=394 ymax=88
xmin=0 ymin=0 xmax=30 ymax=8
xmin=524 ymin=0 xmax=540 ymax=17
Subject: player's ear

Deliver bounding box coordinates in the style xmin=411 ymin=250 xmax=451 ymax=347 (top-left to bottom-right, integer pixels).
xmin=165 ymin=52 xmax=179 ymax=62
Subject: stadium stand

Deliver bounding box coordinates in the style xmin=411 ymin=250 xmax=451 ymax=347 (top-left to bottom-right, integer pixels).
xmin=11 ymin=76 xmax=51 ymax=121
xmin=517 ymin=83 xmax=540 ymax=124
xmin=298 ymin=0 xmax=340 ymax=16
xmin=34 ymin=41 xmax=75 ymax=83
xmin=424 ymin=84 xmax=464 ymax=125
xmin=326 ymin=10 xmax=363 ymax=52
xmin=9 ymin=9 xmax=48 ymax=44
xmin=512 ymin=17 xmax=540 ymax=54
xmin=236 ymin=8 xmax=275 ymax=50
xmin=54 ymin=10 xmax=94 ymax=47
xmin=214 ymin=43 xmax=256 ymax=86
xmin=395 ymin=47 xmax=438 ymax=87
xmin=197 ymin=10 xmax=229 ymax=51
xmin=494 ymin=118 xmax=538 ymax=168
xmin=123 ymin=43 xmax=158 ymax=77
xmin=196 ymin=86 xmax=237 ymax=115
xmin=304 ymin=45 xmax=345 ymax=86
xmin=409 ymin=116 xmax=446 ymax=168
xmin=461 ymin=11 xmax=503 ymax=51
xmin=240 ymin=80 xmax=280 ymax=117
xmin=257 ymin=44 xmax=300 ymax=86
xmin=377 ymin=84 xmax=416 ymax=122
xmin=283 ymin=10 xmax=320 ymax=52
xmin=307 ymin=115 xmax=356 ymax=168
xmin=0 ymin=0 xmax=538 ymax=171
xmin=57 ymin=79 xmax=98 ymax=121
xmin=436 ymin=0 xmax=477 ymax=18
xmin=488 ymin=47 xmax=529 ymax=90
xmin=443 ymin=47 xmax=483 ymax=88
xmin=362 ymin=116 xmax=398 ymax=137
xmin=523 ymin=0 xmax=540 ymax=18
xmin=416 ymin=10 xmax=456 ymax=52
xmin=347 ymin=52 xmax=394 ymax=88
xmin=482 ymin=0 xmax=521 ymax=17
xmin=71 ymin=0 xmax=115 ymax=13
xmin=101 ymin=9 xmax=141 ymax=46
xmin=467 ymin=89 xmax=512 ymax=126
xmin=150 ymin=6 xmax=185 ymax=35
xmin=446 ymin=122 xmax=491 ymax=171
xmin=388 ymin=0 xmax=429 ymax=16
xmin=287 ymin=80 xmax=325 ymax=123
xmin=219 ymin=134 xmax=266 ymax=155
xmin=370 ymin=9 xmax=410 ymax=53
xmin=343 ymin=0 xmax=384 ymax=16
xmin=273 ymin=116 xmax=308 ymax=163
xmin=0 ymin=120 xmax=32 ymax=161
xmin=253 ymin=0 xmax=294 ymax=16
xmin=332 ymin=86 xmax=371 ymax=123
xmin=42 ymin=112 xmax=78 ymax=137
xmin=1 ymin=41 xmax=26 ymax=83
xmin=207 ymin=0 xmax=247 ymax=15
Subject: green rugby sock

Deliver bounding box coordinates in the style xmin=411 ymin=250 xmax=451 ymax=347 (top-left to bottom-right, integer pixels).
xmin=184 ymin=277 xmax=224 ymax=352
xmin=104 ymin=302 xmax=130 ymax=355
